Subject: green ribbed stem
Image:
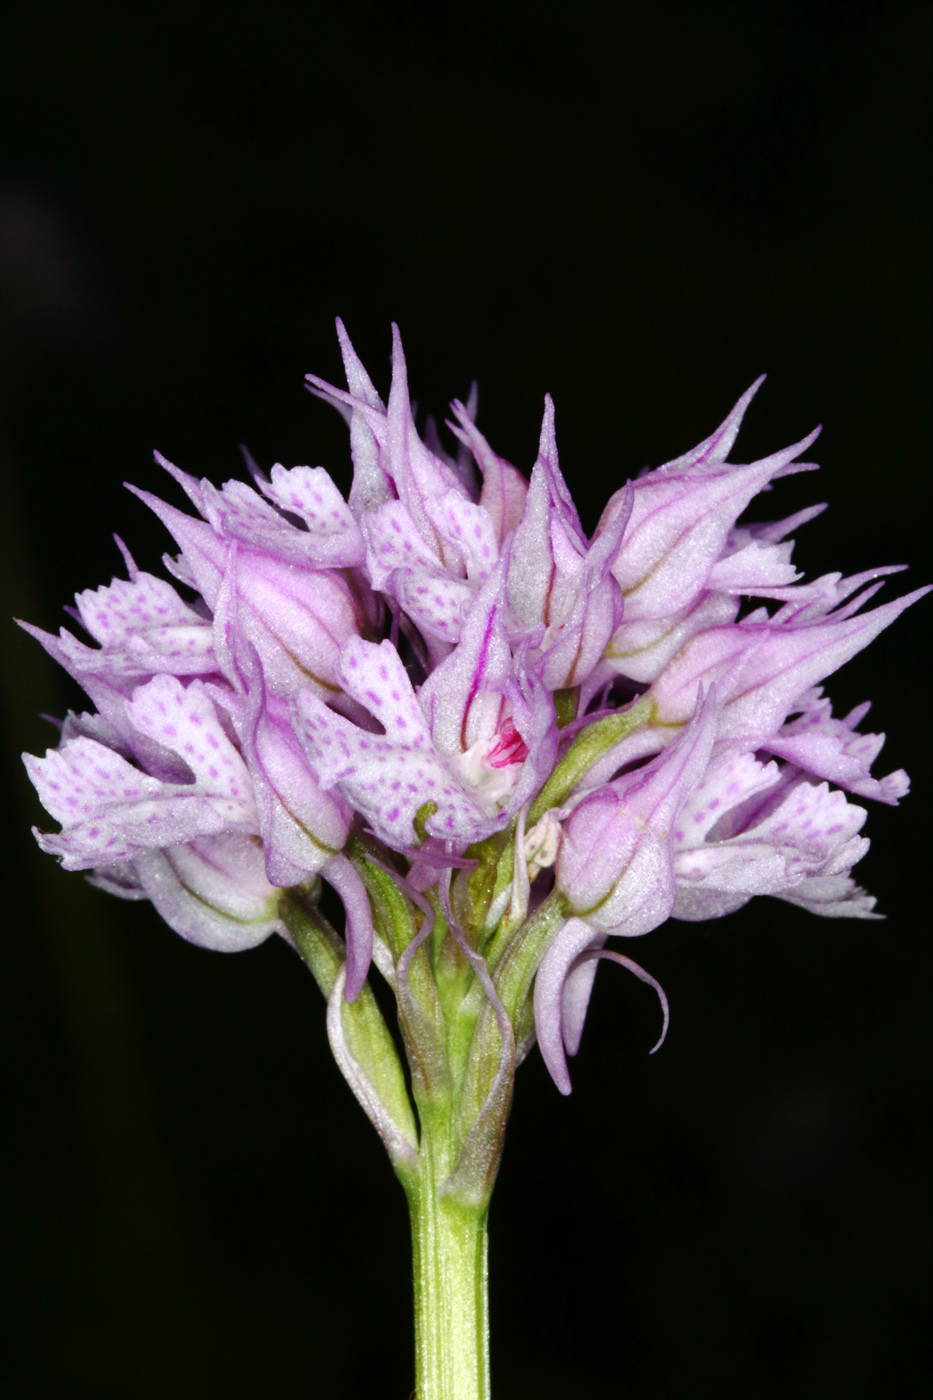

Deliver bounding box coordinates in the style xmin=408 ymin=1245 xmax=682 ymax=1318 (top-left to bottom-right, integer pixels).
xmin=405 ymin=1109 xmax=490 ymax=1400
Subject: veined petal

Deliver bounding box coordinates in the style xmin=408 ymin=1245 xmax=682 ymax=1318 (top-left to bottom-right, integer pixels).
xmin=652 ymin=376 xmax=766 ymax=475
xmin=420 ymin=565 xmax=513 ymax=759
xmin=706 ymin=539 xmax=802 ymax=593
xmin=448 ymin=400 xmax=528 ymax=543
xmin=215 ymin=654 xmax=350 ymax=887
xmin=607 ymin=429 xmax=821 ymax=623
xmin=127 ymin=486 xmax=364 ymax=698
xmin=533 ymin=917 xmax=601 ymax=1094
xmin=535 ymin=394 xmax=585 ymax=544
xmin=557 ymin=689 xmax=718 ymax=932
xmin=650 ymin=584 xmax=932 ymax=747
xmin=601 ymin=590 xmax=740 ymax=686
xmin=334 ymin=317 xmax=394 ymax=519
xmin=507 ymin=464 xmax=555 ymax=629
xmin=133 ymin=835 xmax=285 ymax=950
xmin=385 ymin=324 xmax=470 ymax=557
xmin=536 ymin=573 xmax=622 ymax=691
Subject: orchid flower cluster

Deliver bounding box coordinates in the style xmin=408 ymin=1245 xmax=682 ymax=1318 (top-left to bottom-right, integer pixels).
xmin=22 ymin=324 xmax=926 ymax=1398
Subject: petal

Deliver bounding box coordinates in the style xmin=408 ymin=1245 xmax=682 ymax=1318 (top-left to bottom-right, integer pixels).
xmin=334 ymin=316 xmax=395 ymax=519
xmin=259 ymin=464 xmax=366 ymax=566
xmin=18 ymin=622 xmax=193 ymax=780
xmin=653 ymin=376 xmax=766 ymax=475
xmin=125 ymin=675 xmax=253 ymax=808
xmin=219 ymin=658 xmax=350 ymax=887
xmin=730 ymin=774 xmax=868 ymax=870
xmin=533 ymin=917 xmax=600 ymax=1094
xmin=425 ymin=489 xmax=500 ymax=585
xmin=362 ymin=499 xmax=441 ymax=591
xmin=385 ymin=324 xmax=470 ymax=553
xmin=706 ymin=539 xmax=802 ymax=594
xmin=420 ymin=566 xmax=513 ymax=758
xmin=536 ymin=573 xmax=622 ymax=691
xmin=26 ymin=764 xmax=253 ymax=873
xmin=74 ymin=568 xmax=203 ymax=646
xmin=763 ymin=697 xmax=909 ymax=804
xmin=776 ymin=873 xmax=881 ymax=919
xmin=337 ymin=636 xmax=434 ymax=746
xmin=650 ymin=584 xmax=932 ymax=746
xmin=535 ymin=394 xmax=585 ymax=544
xmin=391 ymin=565 xmax=474 ymax=643
xmin=507 ymin=464 xmax=557 ymax=628
xmin=295 ymin=646 xmax=493 ymax=849
xmin=448 ymin=400 xmax=528 ymax=543
xmin=134 ymin=835 xmax=284 ymax=950
xmin=610 ymin=432 xmax=821 ymax=622
xmin=672 ymin=752 xmax=782 ymax=847
xmin=602 ymin=590 xmax=740 ymax=686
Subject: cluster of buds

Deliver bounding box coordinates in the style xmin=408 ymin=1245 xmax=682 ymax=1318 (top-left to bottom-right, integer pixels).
xmin=23 ymin=324 xmax=927 ymax=1201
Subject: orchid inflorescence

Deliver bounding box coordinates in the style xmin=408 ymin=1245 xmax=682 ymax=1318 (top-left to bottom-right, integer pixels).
xmin=21 ymin=323 xmax=927 ymax=1396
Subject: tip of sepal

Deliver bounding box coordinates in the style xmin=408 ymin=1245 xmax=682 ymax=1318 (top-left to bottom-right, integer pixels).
xmin=112 ymin=534 xmax=139 ymax=579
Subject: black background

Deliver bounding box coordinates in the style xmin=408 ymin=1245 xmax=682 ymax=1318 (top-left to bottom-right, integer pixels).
xmin=0 ymin=4 xmax=929 ymax=1397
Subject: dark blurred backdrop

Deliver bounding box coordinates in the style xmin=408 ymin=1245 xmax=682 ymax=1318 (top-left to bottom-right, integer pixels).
xmin=0 ymin=4 xmax=929 ymax=1397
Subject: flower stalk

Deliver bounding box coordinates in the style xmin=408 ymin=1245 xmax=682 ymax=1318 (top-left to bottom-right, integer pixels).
xmin=406 ymin=1105 xmax=491 ymax=1400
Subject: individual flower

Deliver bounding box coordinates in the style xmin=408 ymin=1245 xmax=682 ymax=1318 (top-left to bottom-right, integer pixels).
xmin=296 ymin=557 xmax=558 ymax=851
xmin=590 ymin=379 xmax=908 ymax=697
xmin=554 ymin=688 xmax=719 ymax=934
xmin=127 ymin=455 xmax=374 ymax=702
xmin=25 ymin=673 xmax=260 ymax=871
xmin=647 ymin=571 xmax=928 ymax=752
xmin=600 ymin=378 xmax=820 ymax=624
xmin=504 ymin=403 xmax=630 ymax=691
xmin=669 ymin=751 xmax=873 ymax=921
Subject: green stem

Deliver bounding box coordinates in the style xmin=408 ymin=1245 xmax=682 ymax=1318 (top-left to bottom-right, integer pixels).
xmin=406 ymin=1113 xmax=490 ymax=1400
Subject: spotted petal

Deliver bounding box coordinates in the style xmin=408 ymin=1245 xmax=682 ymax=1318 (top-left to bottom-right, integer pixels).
xmin=295 ymin=639 xmax=493 ymax=848
xmin=26 ymin=677 xmax=257 ymax=871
